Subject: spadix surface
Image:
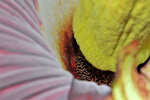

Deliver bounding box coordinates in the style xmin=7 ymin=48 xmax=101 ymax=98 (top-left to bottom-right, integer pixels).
xmin=73 ymin=0 xmax=150 ymax=72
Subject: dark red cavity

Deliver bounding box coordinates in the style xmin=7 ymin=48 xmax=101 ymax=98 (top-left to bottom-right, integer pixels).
xmin=59 ymin=23 xmax=79 ymax=79
xmin=59 ymin=20 xmax=115 ymax=86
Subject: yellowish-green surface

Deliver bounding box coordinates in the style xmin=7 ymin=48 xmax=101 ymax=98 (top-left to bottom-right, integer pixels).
xmin=112 ymin=40 xmax=150 ymax=100
xmin=112 ymin=41 xmax=142 ymax=100
xmin=73 ymin=0 xmax=150 ymax=72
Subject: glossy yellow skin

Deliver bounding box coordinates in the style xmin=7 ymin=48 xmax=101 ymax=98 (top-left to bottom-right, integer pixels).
xmin=73 ymin=0 xmax=150 ymax=72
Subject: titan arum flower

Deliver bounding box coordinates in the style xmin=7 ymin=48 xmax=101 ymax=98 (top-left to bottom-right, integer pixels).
xmin=37 ymin=0 xmax=150 ymax=99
